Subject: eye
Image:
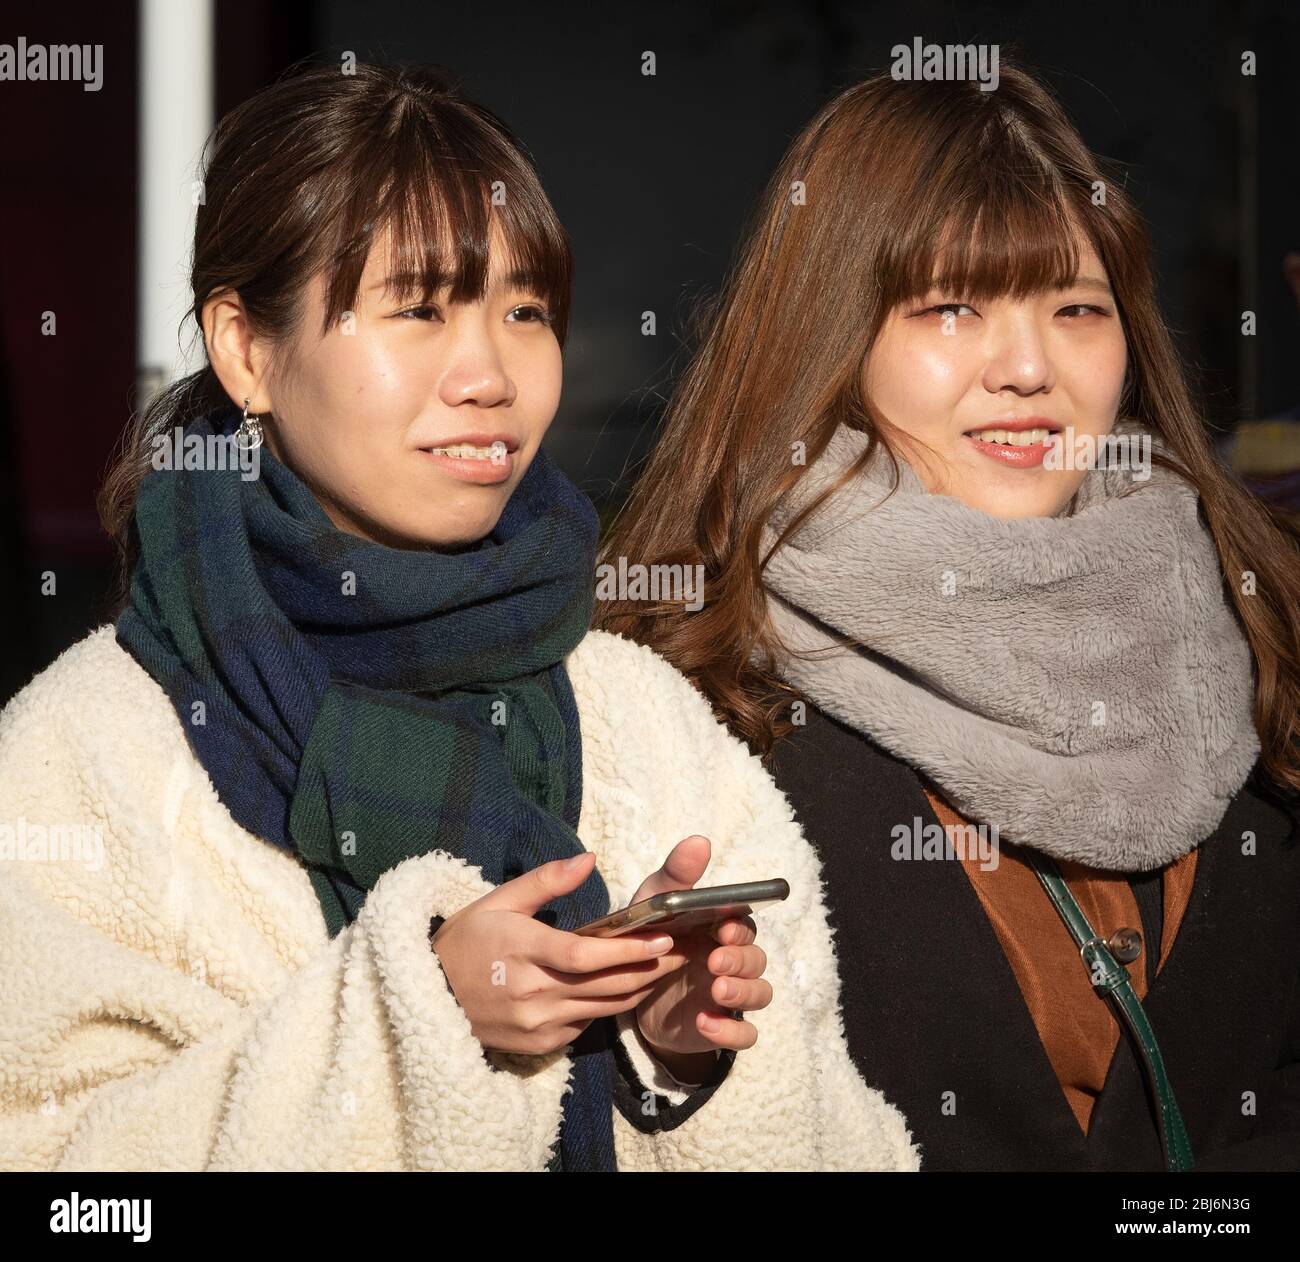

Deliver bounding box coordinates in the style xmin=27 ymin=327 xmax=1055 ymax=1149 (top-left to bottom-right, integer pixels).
xmin=1058 ymin=303 xmax=1110 ymax=318
xmin=395 ymin=304 xmax=443 ymax=322
xmin=917 ymin=302 xmax=977 ymax=319
xmin=506 ymin=303 xmax=553 ymax=325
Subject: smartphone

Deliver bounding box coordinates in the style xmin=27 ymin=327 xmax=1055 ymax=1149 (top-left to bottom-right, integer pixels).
xmin=572 ymin=878 xmax=790 ymax=938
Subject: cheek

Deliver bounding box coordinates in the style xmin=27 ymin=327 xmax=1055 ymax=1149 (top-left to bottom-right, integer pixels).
xmin=292 ymin=329 xmax=425 ymax=419
xmin=864 ymin=328 xmax=969 ymax=428
xmin=512 ymin=339 xmax=563 ymax=431
xmin=1066 ymin=330 xmax=1128 ymax=421
xmin=279 ymin=335 xmax=427 ymax=490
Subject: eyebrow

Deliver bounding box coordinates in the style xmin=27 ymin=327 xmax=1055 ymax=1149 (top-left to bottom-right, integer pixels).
xmin=1064 ymin=275 xmax=1113 ymax=294
xmin=923 ymin=274 xmax=1115 ymax=296
xmin=367 ymin=267 xmax=542 ymax=295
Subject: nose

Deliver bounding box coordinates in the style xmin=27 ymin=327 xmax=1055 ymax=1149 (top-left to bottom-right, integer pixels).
xmin=981 ymin=311 xmax=1054 ymax=397
xmin=437 ymin=325 xmax=515 ymax=409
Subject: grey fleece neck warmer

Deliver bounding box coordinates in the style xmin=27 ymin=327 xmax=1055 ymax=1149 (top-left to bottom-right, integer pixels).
xmin=760 ymin=421 xmax=1259 ymax=871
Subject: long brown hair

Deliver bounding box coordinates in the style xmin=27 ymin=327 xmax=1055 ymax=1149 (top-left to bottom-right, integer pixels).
xmin=594 ymin=60 xmax=1300 ymax=794
xmin=98 ymin=59 xmax=572 ymax=615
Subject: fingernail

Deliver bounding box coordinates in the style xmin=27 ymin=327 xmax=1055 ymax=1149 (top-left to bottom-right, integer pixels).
xmin=719 ymin=981 xmax=738 ymax=1002
xmin=700 ymin=1016 xmax=721 ymax=1033
xmin=646 ymin=935 xmax=673 ymax=954
xmin=564 ymin=854 xmax=588 ymax=870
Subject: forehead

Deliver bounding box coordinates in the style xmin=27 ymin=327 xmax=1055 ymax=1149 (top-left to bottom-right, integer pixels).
xmin=922 ymin=230 xmax=1110 ymax=296
xmin=356 ymin=219 xmax=525 ymax=300
xmin=1072 ymin=236 xmax=1105 ymax=272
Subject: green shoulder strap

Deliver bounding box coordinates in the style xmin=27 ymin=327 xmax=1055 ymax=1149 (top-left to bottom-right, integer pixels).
xmin=1023 ymin=847 xmax=1195 ymax=1172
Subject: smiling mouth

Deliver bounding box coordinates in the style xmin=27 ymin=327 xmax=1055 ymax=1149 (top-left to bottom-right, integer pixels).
xmin=422 ymin=441 xmax=511 ymax=460
xmin=962 ymin=423 xmax=1063 ymax=469
xmin=416 ymin=442 xmax=516 ymax=484
xmin=962 ymin=425 xmax=1058 ymax=447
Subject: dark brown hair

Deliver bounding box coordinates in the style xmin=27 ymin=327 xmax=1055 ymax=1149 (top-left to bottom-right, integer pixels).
xmin=98 ymin=59 xmax=571 ymax=614
xmin=594 ymin=59 xmax=1300 ymax=793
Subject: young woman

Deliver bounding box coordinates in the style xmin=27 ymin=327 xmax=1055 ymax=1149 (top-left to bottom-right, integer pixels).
xmin=597 ymin=60 xmax=1300 ymax=1171
xmin=0 ymin=62 xmax=918 ymax=1172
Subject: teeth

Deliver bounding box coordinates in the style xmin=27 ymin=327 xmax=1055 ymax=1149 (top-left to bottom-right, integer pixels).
xmin=426 ymin=441 xmax=509 ymax=461
xmin=968 ymin=427 xmax=1050 ymax=446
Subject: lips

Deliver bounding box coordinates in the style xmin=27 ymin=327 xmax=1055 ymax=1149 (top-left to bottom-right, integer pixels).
xmin=962 ymin=419 xmax=1062 ymax=469
xmin=414 ymin=433 xmax=520 ymax=455
xmin=963 ymin=418 xmax=1061 ymax=439
xmin=417 ymin=447 xmax=515 ymax=484
xmin=412 ymin=433 xmax=520 ymax=486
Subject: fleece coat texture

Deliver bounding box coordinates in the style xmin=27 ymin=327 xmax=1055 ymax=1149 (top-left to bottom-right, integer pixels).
xmin=0 ymin=625 xmax=919 ymax=1172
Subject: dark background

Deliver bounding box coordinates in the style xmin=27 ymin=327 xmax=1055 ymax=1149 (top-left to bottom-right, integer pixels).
xmin=2 ymin=0 xmax=1298 ymax=707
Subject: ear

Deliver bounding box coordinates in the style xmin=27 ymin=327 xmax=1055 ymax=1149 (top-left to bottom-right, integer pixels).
xmin=203 ymin=287 xmax=273 ymax=413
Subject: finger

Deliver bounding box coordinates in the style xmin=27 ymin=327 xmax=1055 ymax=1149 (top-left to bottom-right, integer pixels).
xmin=531 ymin=925 xmax=679 ymax=975
xmin=628 ymin=834 xmax=712 ymax=904
xmin=549 ymin=985 xmax=661 ymax=1025
xmin=696 ymin=1010 xmax=759 ymax=1051
xmin=711 ymin=915 xmax=758 ymax=947
xmin=481 ymin=852 xmax=599 ymax=916
xmin=708 ymin=942 xmax=767 ymax=980
xmin=538 ymin=949 xmax=691 ymax=998
xmin=711 ymin=974 xmax=773 ymax=1013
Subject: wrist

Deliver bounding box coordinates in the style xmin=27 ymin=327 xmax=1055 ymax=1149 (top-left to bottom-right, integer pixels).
xmin=654 ymin=1047 xmax=718 ymax=1085
xmin=636 ymin=1014 xmax=718 ymax=1085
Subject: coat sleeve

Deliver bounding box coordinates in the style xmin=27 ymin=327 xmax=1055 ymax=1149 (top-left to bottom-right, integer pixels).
xmin=0 ymin=844 xmax=576 ymax=1171
xmin=566 ymin=630 xmax=921 ymax=1171
xmin=610 ymin=1010 xmax=736 ymax=1132
xmin=604 ymin=855 xmax=920 ymax=1171
xmin=0 ymin=674 xmax=572 ymax=1172
xmin=783 ymin=859 xmax=924 ymax=1171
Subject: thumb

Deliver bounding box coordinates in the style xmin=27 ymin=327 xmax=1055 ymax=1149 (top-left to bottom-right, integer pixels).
xmin=480 ymin=851 xmax=598 ymax=917
xmin=630 ymin=834 xmax=712 ymax=904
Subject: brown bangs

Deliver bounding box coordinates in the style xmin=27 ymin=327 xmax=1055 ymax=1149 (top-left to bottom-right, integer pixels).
xmin=315 ymin=90 xmax=572 ymax=342
xmin=878 ymin=111 xmax=1095 ymax=314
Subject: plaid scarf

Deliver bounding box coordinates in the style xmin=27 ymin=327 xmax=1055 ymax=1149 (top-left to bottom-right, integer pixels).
xmin=115 ymin=401 xmax=616 ymax=1171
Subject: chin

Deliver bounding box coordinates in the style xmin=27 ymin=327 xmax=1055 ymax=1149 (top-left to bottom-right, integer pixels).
xmin=431 ymin=505 xmax=510 ymax=547
xmin=395 ymin=519 xmax=494 ymax=550
xmin=981 ymin=495 xmax=1073 ymax=520
xmin=955 ymin=482 xmax=1061 ymax=520
xmin=954 ymin=465 xmax=1081 ymax=520
xmin=982 ymin=502 xmax=1055 ymax=521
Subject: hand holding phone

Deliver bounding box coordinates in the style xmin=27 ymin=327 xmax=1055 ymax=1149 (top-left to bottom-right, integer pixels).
xmin=592 ymin=835 xmax=781 ymax=1068
xmin=573 ymin=878 xmax=789 ymax=937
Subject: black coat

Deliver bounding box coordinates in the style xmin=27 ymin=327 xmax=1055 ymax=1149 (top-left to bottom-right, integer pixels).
xmin=765 ymin=701 xmax=1300 ymax=1172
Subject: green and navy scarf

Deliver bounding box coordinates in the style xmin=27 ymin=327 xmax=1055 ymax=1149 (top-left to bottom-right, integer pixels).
xmin=116 ymin=401 xmax=616 ymax=1171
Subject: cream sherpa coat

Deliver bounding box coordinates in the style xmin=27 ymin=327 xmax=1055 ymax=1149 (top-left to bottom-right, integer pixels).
xmin=0 ymin=624 xmax=919 ymax=1172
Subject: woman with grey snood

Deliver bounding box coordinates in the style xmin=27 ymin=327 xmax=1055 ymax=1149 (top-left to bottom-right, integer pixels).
xmin=598 ymin=60 xmax=1300 ymax=1171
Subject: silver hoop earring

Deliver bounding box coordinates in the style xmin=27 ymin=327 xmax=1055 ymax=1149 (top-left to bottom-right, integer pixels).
xmin=235 ymin=397 xmax=264 ymax=451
